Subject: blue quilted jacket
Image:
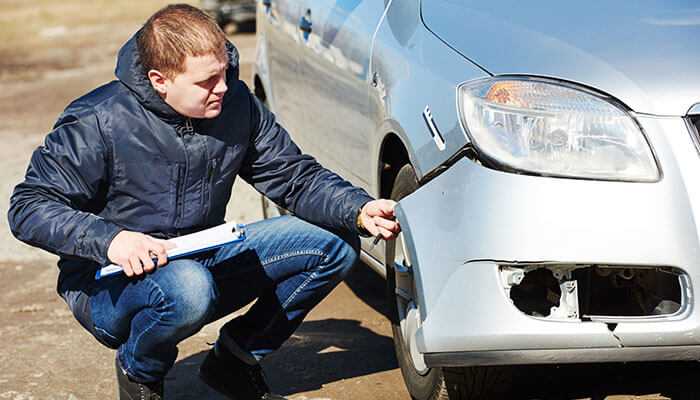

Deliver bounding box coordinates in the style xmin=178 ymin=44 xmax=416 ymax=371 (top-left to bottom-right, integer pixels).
xmin=8 ymin=34 xmax=373 ymax=292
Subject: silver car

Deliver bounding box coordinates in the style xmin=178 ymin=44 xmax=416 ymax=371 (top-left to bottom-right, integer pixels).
xmin=254 ymin=1 xmax=700 ymax=398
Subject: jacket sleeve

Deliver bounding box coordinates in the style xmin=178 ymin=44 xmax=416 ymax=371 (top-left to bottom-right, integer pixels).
xmin=7 ymin=113 xmax=123 ymax=265
xmin=239 ymin=93 xmax=374 ymax=234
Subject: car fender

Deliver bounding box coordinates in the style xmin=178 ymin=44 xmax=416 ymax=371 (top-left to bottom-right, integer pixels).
xmin=369 ymin=0 xmax=488 ymax=183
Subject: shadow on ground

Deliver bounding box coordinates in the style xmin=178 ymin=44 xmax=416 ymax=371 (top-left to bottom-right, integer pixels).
xmin=344 ymin=261 xmax=393 ymax=321
xmin=169 ymin=318 xmax=397 ymax=398
xmin=167 ymin=264 xmax=399 ymax=398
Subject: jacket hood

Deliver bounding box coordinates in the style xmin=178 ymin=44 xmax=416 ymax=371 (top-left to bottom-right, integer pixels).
xmin=115 ymin=31 xmax=241 ymax=123
xmin=422 ymin=0 xmax=700 ymax=116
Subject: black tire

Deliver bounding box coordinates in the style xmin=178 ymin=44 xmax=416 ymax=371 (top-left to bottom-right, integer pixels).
xmin=386 ymin=164 xmax=511 ymax=400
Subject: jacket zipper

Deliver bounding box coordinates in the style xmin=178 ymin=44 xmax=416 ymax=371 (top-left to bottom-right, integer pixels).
xmin=174 ymin=165 xmax=182 ymax=226
xmin=175 ymin=118 xmax=193 ymax=227
xmin=203 ymin=158 xmax=217 ymax=221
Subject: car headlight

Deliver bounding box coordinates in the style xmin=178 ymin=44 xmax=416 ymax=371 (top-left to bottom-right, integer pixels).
xmin=458 ymin=77 xmax=659 ymax=181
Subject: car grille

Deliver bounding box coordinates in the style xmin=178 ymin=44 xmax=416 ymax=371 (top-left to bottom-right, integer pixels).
xmin=688 ymin=115 xmax=700 ymax=154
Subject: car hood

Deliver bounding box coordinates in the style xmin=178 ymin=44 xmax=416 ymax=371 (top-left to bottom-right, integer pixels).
xmin=421 ymin=0 xmax=700 ymax=116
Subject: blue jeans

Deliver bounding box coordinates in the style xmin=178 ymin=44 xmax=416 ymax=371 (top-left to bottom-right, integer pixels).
xmin=64 ymin=216 xmax=359 ymax=383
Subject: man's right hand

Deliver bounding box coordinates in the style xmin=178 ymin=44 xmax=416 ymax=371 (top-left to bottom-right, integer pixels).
xmin=107 ymin=231 xmax=176 ymax=277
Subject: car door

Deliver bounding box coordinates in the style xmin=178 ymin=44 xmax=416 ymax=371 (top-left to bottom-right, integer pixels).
xmin=257 ymin=0 xmax=309 ymax=144
xmin=294 ymin=0 xmax=389 ymax=190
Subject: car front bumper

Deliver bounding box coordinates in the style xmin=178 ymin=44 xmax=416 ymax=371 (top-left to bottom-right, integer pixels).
xmin=396 ymin=114 xmax=700 ymax=366
xmin=424 ymin=345 xmax=700 ymax=367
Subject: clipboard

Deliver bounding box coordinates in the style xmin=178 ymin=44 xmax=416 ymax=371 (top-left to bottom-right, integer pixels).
xmin=95 ymin=222 xmax=246 ymax=279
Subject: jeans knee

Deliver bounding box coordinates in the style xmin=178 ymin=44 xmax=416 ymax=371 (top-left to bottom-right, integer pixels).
xmin=326 ymin=233 xmax=360 ymax=280
xmin=155 ymin=260 xmax=216 ymax=329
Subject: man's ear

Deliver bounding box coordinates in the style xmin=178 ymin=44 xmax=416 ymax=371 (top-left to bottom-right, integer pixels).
xmin=147 ymin=69 xmax=169 ymax=95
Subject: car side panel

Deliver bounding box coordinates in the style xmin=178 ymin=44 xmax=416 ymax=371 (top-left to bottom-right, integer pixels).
xmin=257 ymin=0 xmax=306 ymax=138
xmin=369 ymin=0 xmax=488 ymax=183
xmin=363 ymin=0 xmax=488 ymax=262
xmin=294 ymin=0 xmax=389 ymax=189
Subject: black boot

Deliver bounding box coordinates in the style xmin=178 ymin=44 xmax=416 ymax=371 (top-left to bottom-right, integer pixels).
xmin=199 ymin=343 xmax=287 ymax=400
xmin=116 ymin=356 xmax=164 ymax=400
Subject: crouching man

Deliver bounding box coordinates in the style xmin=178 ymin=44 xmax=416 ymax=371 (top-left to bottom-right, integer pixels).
xmin=8 ymin=4 xmax=399 ymax=399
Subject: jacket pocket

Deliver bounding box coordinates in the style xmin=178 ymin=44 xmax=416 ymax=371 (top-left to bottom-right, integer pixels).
xmin=114 ymin=159 xmax=179 ymax=231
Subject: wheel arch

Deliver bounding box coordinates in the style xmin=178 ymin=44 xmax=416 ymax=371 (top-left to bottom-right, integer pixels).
xmin=379 ymin=133 xmax=410 ymax=199
xmin=378 ymin=131 xmax=415 ymax=199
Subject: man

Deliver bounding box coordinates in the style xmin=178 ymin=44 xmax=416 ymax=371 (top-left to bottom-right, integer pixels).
xmin=8 ymin=4 xmax=400 ymax=400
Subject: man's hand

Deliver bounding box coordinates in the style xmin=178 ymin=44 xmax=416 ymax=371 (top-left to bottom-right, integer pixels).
xmin=107 ymin=231 xmax=176 ymax=277
xmin=359 ymin=199 xmax=401 ymax=240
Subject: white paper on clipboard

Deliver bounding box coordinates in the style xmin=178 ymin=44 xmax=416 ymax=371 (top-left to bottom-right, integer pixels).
xmin=96 ymin=222 xmax=245 ymax=279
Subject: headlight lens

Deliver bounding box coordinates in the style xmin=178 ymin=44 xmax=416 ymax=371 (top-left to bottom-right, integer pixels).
xmin=458 ymin=77 xmax=659 ymax=181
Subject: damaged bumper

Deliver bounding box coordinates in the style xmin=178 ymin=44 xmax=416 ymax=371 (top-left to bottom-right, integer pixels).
xmin=396 ymin=115 xmax=700 ymax=366
xmin=424 ymin=345 xmax=700 ymax=367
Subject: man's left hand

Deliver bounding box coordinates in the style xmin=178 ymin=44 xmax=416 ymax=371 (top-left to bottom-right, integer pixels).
xmin=359 ymin=199 xmax=401 ymax=240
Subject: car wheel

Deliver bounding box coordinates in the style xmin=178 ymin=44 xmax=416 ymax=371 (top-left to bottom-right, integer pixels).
xmin=386 ymin=164 xmax=511 ymax=400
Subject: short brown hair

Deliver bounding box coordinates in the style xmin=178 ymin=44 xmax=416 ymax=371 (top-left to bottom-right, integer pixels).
xmin=137 ymin=4 xmax=227 ymax=77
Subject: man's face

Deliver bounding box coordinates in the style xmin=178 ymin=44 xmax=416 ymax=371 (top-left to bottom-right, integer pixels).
xmin=154 ymin=53 xmax=229 ymax=119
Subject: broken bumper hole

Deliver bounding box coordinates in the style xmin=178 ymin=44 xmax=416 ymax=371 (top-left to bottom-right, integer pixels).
xmin=501 ymin=265 xmax=686 ymax=321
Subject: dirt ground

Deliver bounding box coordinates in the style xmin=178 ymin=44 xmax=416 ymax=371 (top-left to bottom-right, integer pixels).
xmin=0 ymin=2 xmax=408 ymax=399
xmin=1 ymin=1 xmax=700 ymax=400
